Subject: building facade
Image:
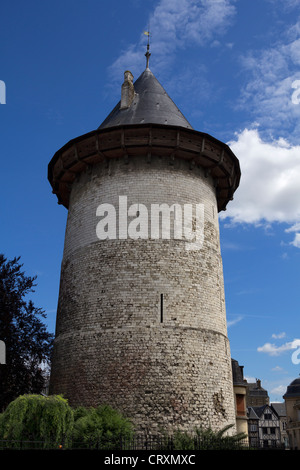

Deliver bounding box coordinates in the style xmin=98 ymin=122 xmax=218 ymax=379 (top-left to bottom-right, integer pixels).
xmin=247 ymin=404 xmax=281 ymax=448
xmin=283 ymin=378 xmax=300 ymax=449
xmin=246 ymin=378 xmax=269 ymax=407
xmin=271 ymin=402 xmax=288 ymax=448
xmin=48 ymin=54 xmax=241 ymax=435
xmin=231 ymin=359 xmax=248 ymax=438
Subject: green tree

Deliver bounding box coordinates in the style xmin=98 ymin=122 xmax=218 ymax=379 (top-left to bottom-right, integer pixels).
xmin=0 ymin=394 xmax=74 ymax=448
xmin=0 ymin=255 xmax=54 ymax=411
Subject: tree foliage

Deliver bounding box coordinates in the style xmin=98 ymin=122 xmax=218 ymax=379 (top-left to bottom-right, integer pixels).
xmin=72 ymin=404 xmax=134 ymax=449
xmin=0 ymin=396 xmax=134 ymax=449
xmin=172 ymin=424 xmax=248 ymax=450
xmin=0 ymin=254 xmax=54 ymax=410
xmin=0 ymin=393 xmax=248 ymax=450
xmin=0 ymin=394 xmax=73 ymax=448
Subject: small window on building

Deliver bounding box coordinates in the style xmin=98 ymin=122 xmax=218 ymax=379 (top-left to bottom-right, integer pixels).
xmin=236 ymin=394 xmax=245 ymax=416
xmin=160 ymin=293 xmax=163 ymax=323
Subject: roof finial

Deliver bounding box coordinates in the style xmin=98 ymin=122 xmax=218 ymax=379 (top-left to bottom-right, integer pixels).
xmin=143 ymin=29 xmax=151 ymax=70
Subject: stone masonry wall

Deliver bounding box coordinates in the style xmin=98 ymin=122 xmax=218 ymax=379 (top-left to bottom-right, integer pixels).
xmin=49 ymin=154 xmax=236 ymax=434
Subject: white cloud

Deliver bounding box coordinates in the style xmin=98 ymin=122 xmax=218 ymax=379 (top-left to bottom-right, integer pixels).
xmin=148 ymin=0 xmax=236 ymax=61
xmin=221 ymin=241 xmax=245 ymax=251
xmin=108 ymin=0 xmax=236 ymax=83
xmin=244 ymin=376 xmax=256 ymax=383
xmin=222 ymin=128 xmax=300 ymax=247
xmin=266 ymin=0 xmax=300 ymax=11
xmin=270 ymin=384 xmax=287 ymax=397
xmin=257 ymin=339 xmax=300 ymax=356
xmin=272 ymin=332 xmax=286 ymax=339
xmin=286 ymin=222 xmax=300 ymax=233
xmin=271 ymin=366 xmax=284 ymax=372
xmin=285 ymin=223 xmax=300 ymax=247
xmin=238 ymin=19 xmax=300 ymax=142
xmin=227 ymin=315 xmax=243 ymax=328
xmin=288 ymin=231 xmax=300 ymax=248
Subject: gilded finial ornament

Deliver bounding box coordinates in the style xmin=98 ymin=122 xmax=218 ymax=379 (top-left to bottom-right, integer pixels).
xmin=143 ymin=29 xmax=151 ymax=69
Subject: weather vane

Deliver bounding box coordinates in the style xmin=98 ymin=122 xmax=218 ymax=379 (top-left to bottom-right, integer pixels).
xmin=143 ymin=28 xmax=151 ymax=69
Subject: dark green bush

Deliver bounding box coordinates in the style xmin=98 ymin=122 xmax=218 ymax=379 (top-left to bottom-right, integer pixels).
xmin=172 ymin=424 xmax=247 ymax=450
xmin=72 ymin=404 xmax=134 ymax=449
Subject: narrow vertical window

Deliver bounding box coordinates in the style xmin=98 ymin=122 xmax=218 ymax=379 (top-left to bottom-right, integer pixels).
xmin=160 ymin=293 xmax=163 ymax=323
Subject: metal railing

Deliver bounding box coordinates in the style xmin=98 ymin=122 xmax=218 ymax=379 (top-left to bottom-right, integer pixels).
xmin=0 ymin=435 xmax=286 ymax=451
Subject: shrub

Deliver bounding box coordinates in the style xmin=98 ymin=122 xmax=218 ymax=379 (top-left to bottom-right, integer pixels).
xmin=172 ymin=424 xmax=247 ymax=450
xmin=72 ymin=404 xmax=134 ymax=449
xmin=0 ymin=394 xmax=73 ymax=448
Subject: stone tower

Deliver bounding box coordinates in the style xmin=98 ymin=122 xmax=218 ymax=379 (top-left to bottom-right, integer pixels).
xmin=48 ymin=51 xmax=241 ymax=435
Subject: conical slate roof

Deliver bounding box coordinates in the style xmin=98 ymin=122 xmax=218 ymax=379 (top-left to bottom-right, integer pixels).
xmin=283 ymin=378 xmax=300 ymax=398
xmin=99 ymin=68 xmax=193 ymax=130
xmin=48 ymin=53 xmax=241 ymax=212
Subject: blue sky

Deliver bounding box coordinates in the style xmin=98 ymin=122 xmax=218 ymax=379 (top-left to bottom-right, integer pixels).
xmin=1 ymin=0 xmax=300 ymax=403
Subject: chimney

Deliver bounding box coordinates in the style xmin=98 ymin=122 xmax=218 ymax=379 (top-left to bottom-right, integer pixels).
xmin=120 ymin=70 xmax=135 ymax=109
xmin=256 ymin=379 xmax=261 ymax=389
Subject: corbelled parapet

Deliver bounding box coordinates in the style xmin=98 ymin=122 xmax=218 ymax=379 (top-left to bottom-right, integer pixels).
xmin=48 ymin=124 xmax=240 ymax=212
